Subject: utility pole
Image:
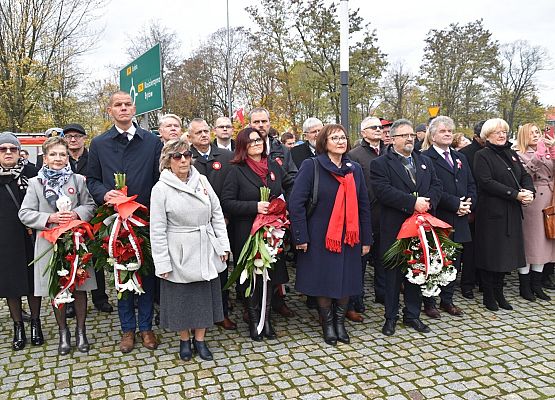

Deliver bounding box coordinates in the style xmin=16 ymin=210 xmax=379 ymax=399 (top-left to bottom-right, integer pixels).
xmin=339 ymin=0 xmax=349 ymax=131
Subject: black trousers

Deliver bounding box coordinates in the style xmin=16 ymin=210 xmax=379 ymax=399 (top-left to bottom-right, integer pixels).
xmin=384 ymin=265 xmax=422 ymax=320
xmin=460 ymin=223 xmax=480 ymax=292
xmin=423 ymin=249 xmax=462 ymax=307
xmin=91 ymin=268 xmax=108 ymax=305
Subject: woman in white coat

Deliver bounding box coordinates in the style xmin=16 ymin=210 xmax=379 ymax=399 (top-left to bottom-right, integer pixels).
xmin=150 ymin=139 xmax=230 ymax=361
xmin=19 ymin=137 xmax=96 ymax=355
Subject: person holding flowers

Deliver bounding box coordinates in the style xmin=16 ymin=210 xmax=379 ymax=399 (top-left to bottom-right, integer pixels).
xmin=221 ymin=127 xmax=294 ymax=342
xmin=288 ymin=124 xmax=372 ymax=346
xmin=150 ymin=139 xmax=230 ymax=361
xmin=0 ymin=132 xmax=42 ymax=351
xmin=19 ymin=136 xmax=97 ymax=355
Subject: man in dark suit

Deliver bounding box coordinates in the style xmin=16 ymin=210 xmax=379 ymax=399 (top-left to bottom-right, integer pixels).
xmin=459 ymin=120 xmax=485 ymax=299
xmin=421 ymin=116 xmax=477 ymax=318
xmin=87 ymin=91 xmax=163 ymax=353
xmin=347 ymin=117 xmax=386 ymax=322
xmin=63 ymin=123 xmax=114 ymax=316
xmin=213 ymin=116 xmax=235 ymax=151
xmin=371 ymin=119 xmax=442 ymax=336
xmin=188 ymin=118 xmax=237 ymax=330
xmin=291 ymin=117 xmax=322 ymax=168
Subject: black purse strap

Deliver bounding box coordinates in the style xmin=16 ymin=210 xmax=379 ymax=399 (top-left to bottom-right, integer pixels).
xmin=491 ymin=150 xmax=522 ymax=190
xmin=4 ymin=183 xmax=21 ymax=208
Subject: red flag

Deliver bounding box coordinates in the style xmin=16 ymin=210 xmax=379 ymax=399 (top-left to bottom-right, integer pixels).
xmin=233 ymin=107 xmax=245 ymax=125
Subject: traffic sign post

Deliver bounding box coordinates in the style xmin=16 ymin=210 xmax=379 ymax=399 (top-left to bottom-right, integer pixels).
xmin=119 ymin=44 xmax=163 ymax=116
xmin=428 ymin=106 xmax=440 ymax=118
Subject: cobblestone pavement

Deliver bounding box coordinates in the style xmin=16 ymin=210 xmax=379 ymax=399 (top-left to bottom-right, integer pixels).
xmin=1 ymin=269 xmax=554 ymax=400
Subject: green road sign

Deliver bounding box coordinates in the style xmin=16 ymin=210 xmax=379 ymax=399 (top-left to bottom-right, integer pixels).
xmin=119 ymin=44 xmax=163 ymax=116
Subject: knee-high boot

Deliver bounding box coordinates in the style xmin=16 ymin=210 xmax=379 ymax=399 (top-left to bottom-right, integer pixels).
xmin=334 ymin=303 xmax=350 ymax=344
xmin=318 ymin=307 xmax=337 ymax=346
xmin=493 ymin=272 xmax=512 ymax=310
xmin=245 ymin=281 xmax=263 ymax=341
xmin=262 ymin=283 xmax=277 ymax=339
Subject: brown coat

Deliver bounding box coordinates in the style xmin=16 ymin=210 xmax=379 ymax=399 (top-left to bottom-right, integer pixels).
xmin=518 ymin=149 xmax=555 ymax=265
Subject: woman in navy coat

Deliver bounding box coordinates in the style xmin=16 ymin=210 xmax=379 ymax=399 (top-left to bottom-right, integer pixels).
xmin=221 ymin=128 xmax=293 ymax=342
xmin=288 ymin=124 xmax=372 ymax=346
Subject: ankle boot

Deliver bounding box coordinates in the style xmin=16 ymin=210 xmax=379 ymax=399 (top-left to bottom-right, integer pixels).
xmin=482 ymin=272 xmax=498 ymax=311
xmin=75 ymin=326 xmax=90 ymax=353
xmin=30 ymin=318 xmax=44 ymax=346
xmin=262 ymin=296 xmax=277 ymax=340
xmin=193 ymin=339 xmax=213 ymax=361
xmin=493 ymin=273 xmax=512 ymax=310
xmin=531 ymin=271 xmax=551 ymax=301
xmin=518 ymin=273 xmax=536 ymax=302
xmin=58 ymin=327 xmax=71 ymax=355
xmin=245 ymin=298 xmax=263 ymax=342
xmin=12 ymin=321 xmax=26 ymax=351
xmin=179 ymin=339 xmax=192 ymax=361
xmin=334 ymin=304 xmax=350 ymax=344
xmin=318 ymin=307 xmax=337 ymax=346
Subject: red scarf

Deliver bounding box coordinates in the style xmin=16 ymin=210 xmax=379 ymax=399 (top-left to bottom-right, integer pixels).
xmin=246 ymin=157 xmax=268 ymax=185
xmin=326 ymin=172 xmax=360 ymax=253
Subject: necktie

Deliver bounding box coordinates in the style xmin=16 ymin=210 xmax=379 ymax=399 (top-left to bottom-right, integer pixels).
xmin=373 ymin=147 xmax=379 ymax=156
xmin=203 ymin=154 xmax=209 ymax=160
xmin=443 ymin=151 xmax=454 ymax=169
xmin=401 ymin=156 xmax=416 ymax=185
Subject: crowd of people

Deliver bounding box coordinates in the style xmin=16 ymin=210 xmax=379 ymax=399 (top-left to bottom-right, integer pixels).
xmin=1 ymin=90 xmax=554 ymax=361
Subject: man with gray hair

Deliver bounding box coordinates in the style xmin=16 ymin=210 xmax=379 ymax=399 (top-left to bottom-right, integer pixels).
xmin=421 ymin=116 xmax=476 ymax=318
xmin=291 ymin=117 xmax=323 ymax=168
xmin=346 ymin=116 xmax=387 ymax=321
xmin=158 ymin=114 xmax=183 ymax=143
xmin=371 ymin=119 xmax=443 ymax=336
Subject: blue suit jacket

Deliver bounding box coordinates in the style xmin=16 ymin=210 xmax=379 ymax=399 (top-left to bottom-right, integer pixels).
xmin=422 ymin=147 xmax=477 ymax=243
xmin=370 ymin=147 xmax=443 ymax=256
xmin=86 ymin=124 xmax=163 ymax=207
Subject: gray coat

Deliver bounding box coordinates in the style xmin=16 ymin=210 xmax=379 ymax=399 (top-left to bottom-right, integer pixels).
xmin=150 ymin=167 xmax=230 ymax=284
xmin=19 ymin=174 xmax=97 ymax=297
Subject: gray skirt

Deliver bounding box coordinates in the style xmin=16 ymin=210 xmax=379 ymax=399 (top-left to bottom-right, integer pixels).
xmin=159 ymin=277 xmax=224 ymax=331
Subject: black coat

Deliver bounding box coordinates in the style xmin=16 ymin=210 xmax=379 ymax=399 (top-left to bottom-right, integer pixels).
xmin=459 ymin=137 xmax=483 ymax=177
xmin=370 ymin=147 xmax=443 ymax=257
xmin=213 ymin=138 xmax=235 ymax=152
xmin=291 ymin=141 xmax=315 ymax=169
xmin=348 ymin=140 xmax=385 ymax=231
xmin=69 ymin=147 xmax=89 ymax=175
xmin=221 ymin=158 xmax=294 ymax=284
xmin=421 ymin=147 xmax=477 ymax=243
xmin=191 ymin=144 xmax=233 ymax=198
xmin=473 ymin=142 xmax=535 ymax=272
xmin=268 ymin=136 xmax=297 ymax=178
xmin=0 ymin=165 xmax=37 ymax=297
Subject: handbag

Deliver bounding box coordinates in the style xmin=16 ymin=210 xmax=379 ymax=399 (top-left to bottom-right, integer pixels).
xmin=543 ymin=194 xmax=555 ymax=239
xmin=305 ymin=158 xmax=319 ymax=218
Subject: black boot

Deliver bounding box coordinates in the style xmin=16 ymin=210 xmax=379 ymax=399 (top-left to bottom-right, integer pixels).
xmin=179 ymin=339 xmax=192 ymax=361
xmin=318 ymin=307 xmax=337 ymax=346
xmin=75 ymin=326 xmax=90 ymax=353
xmin=334 ymin=304 xmax=350 ymax=344
xmin=531 ymin=271 xmax=551 ymax=301
xmin=246 ymin=298 xmax=263 ymax=342
xmin=542 ymin=265 xmax=555 ymax=289
xmin=493 ymin=273 xmax=513 ymax=310
xmin=518 ymin=273 xmax=536 ymax=302
xmin=30 ymin=318 xmax=44 ymax=346
xmin=262 ymin=294 xmax=277 ymax=340
xmin=12 ymin=321 xmax=26 ymax=351
xmin=482 ymin=272 xmax=498 ymax=311
xmin=58 ymin=327 xmax=71 ymax=355
xmin=193 ymin=339 xmax=213 ymax=361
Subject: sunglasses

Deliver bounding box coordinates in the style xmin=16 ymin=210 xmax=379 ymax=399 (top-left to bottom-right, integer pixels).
xmin=0 ymin=146 xmax=19 ymax=153
xmin=170 ymin=151 xmax=192 ymax=160
xmin=363 ymin=125 xmax=382 ymax=130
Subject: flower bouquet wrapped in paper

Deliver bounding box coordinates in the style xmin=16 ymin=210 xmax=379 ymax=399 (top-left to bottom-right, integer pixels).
xmin=383 ymin=212 xmax=461 ymax=297
xmin=89 ymin=173 xmax=153 ymax=298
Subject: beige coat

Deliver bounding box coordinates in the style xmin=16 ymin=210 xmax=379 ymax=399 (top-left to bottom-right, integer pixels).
xmin=19 ymin=174 xmax=97 ymax=297
xmin=150 ymin=167 xmax=230 ymax=284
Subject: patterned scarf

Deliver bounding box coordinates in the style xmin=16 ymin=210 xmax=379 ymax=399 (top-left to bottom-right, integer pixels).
xmin=38 ymin=164 xmax=73 ymax=209
xmin=0 ymin=159 xmax=29 ymax=191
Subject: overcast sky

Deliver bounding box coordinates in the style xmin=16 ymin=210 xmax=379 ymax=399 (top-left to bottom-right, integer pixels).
xmin=84 ymin=0 xmax=555 ymax=107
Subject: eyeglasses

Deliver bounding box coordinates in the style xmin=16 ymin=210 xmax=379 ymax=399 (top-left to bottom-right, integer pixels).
xmin=0 ymin=146 xmax=19 ymax=153
xmin=248 ymin=138 xmax=262 ymax=145
xmin=363 ymin=125 xmax=381 ymax=131
xmin=64 ymin=134 xmax=86 ymax=140
xmin=328 ymin=136 xmax=348 ymax=144
xmin=392 ymin=133 xmax=417 ymax=139
xmin=170 ymin=151 xmax=193 ymax=160
xmin=305 ymin=129 xmax=321 ymax=135
xmin=216 ymin=125 xmax=232 ymax=129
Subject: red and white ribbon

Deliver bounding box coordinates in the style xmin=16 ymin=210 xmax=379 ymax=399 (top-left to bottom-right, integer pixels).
xmin=415 ymin=215 xmax=444 ymax=278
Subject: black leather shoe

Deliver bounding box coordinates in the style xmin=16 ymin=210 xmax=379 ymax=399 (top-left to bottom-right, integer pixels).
xmin=193 ymin=339 xmax=213 ymax=361
xmin=403 ymin=318 xmax=431 ymax=333
xmin=94 ymin=301 xmax=113 ymax=313
xmin=65 ymin=303 xmax=75 ymax=319
xmin=461 ymin=290 xmax=474 ymax=299
xmin=382 ymin=319 xmax=396 ymax=336
xmin=30 ymin=318 xmax=44 ymax=346
xmin=179 ymin=339 xmax=192 ymax=361
xmin=12 ymin=321 xmax=26 ymax=351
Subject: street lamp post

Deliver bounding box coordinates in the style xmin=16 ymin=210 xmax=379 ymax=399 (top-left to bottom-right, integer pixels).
xmin=339 ymin=0 xmax=349 ymax=131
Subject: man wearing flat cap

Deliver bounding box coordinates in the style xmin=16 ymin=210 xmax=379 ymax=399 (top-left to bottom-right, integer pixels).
xmin=62 ymin=123 xmax=114 ymax=316
xmin=414 ymin=123 xmax=427 ymax=152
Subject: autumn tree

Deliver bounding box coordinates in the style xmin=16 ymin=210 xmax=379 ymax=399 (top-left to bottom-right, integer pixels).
xmin=0 ymin=0 xmax=104 ymax=132
xmin=381 ymin=62 xmax=414 ymax=119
